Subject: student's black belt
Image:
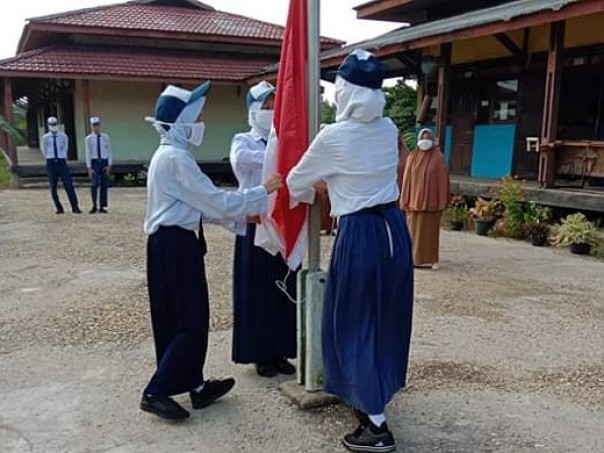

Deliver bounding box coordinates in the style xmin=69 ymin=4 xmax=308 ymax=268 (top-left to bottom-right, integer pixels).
xmin=356 ymin=202 xmax=397 ymax=215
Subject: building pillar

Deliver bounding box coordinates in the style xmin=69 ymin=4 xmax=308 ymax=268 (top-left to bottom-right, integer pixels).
xmin=83 ymin=79 xmax=91 ymax=132
xmin=3 ymin=77 xmax=17 ymax=165
xmin=436 ymin=43 xmax=451 ymax=152
xmin=539 ymin=22 xmax=564 ymax=188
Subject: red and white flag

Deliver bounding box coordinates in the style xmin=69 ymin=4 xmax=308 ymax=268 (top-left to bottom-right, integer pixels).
xmin=255 ymin=0 xmax=309 ymax=270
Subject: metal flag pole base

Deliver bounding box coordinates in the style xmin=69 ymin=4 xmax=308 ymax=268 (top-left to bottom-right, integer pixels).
xmin=280 ymin=268 xmax=339 ymax=409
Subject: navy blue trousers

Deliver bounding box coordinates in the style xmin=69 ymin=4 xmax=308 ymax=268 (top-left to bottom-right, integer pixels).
xmin=323 ymin=204 xmax=414 ymax=415
xmin=232 ymin=224 xmax=297 ymax=363
xmin=90 ymin=158 xmax=109 ymax=208
xmin=46 ymin=159 xmax=79 ymax=211
xmin=145 ymin=226 xmax=209 ymax=397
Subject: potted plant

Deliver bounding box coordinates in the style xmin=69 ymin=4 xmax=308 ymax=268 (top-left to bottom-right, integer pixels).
xmin=523 ymin=202 xmax=552 ymax=247
xmin=550 ymin=213 xmax=598 ymax=255
xmin=470 ymin=197 xmax=503 ymax=236
xmin=446 ymin=195 xmax=469 ymax=231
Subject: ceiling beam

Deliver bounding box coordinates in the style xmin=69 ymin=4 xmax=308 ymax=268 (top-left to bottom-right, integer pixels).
xmin=495 ymin=33 xmax=526 ymax=60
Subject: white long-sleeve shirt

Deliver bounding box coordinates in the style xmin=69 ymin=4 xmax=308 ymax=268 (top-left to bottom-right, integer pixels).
xmin=85 ymin=132 xmax=113 ymax=167
xmin=41 ymin=132 xmax=69 ymax=159
xmin=144 ymin=144 xmax=268 ymax=235
xmin=230 ymin=130 xmax=266 ymax=190
xmin=287 ymin=118 xmax=400 ymax=217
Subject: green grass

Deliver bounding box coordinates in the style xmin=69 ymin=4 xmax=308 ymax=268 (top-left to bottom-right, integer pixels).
xmin=0 ymin=153 xmax=11 ymax=190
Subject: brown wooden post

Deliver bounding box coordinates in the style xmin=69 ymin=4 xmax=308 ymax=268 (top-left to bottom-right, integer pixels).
xmin=3 ymin=77 xmax=17 ymax=165
xmin=83 ymin=79 xmax=91 ymax=136
xmin=539 ymin=22 xmax=564 ymax=188
xmin=436 ymin=43 xmax=451 ymax=152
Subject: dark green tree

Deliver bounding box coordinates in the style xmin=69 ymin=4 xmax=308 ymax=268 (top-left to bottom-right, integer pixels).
xmin=383 ymin=79 xmax=417 ymax=148
xmin=321 ymin=99 xmax=336 ymax=124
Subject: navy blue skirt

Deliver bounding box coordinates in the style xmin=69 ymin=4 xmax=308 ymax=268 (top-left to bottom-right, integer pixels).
xmin=232 ymin=224 xmax=297 ymax=363
xmin=323 ymin=204 xmax=414 ymax=414
xmin=145 ymin=225 xmax=209 ymax=396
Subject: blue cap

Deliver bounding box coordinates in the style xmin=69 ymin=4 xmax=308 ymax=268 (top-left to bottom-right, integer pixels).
xmin=334 ymin=49 xmax=384 ymax=89
xmin=246 ymin=81 xmax=275 ymax=108
xmin=154 ymin=81 xmax=211 ymax=124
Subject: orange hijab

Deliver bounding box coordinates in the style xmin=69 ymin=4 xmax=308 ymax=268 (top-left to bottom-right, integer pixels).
xmin=400 ymin=129 xmax=450 ymax=212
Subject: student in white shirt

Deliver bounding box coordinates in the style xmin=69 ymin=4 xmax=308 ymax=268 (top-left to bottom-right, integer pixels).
xmin=140 ymin=81 xmax=282 ymax=421
xmin=40 ymin=117 xmax=81 ymax=214
xmin=85 ymin=117 xmax=113 ymax=214
xmin=229 ymin=81 xmax=296 ymax=378
xmin=287 ymin=50 xmax=414 ymax=453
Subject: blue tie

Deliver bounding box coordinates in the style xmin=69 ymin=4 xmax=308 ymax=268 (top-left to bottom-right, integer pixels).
xmin=53 ymin=134 xmax=58 ymax=160
xmin=97 ymin=134 xmax=101 ymax=160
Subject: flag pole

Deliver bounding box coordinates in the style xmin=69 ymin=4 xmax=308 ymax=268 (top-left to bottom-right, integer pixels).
xmin=303 ymin=0 xmax=325 ymax=393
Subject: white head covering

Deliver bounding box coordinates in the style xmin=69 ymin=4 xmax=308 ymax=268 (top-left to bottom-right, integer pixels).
xmin=247 ymin=81 xmax=275 ymax=140
xmin=334 ymin=75 xmax=385 ymax=123
xmin=90 ymin=116 xmax=101 ymax=125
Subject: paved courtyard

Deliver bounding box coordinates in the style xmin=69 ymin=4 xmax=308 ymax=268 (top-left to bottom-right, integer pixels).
xmin=0 ymin=188 xmax=602 ymax=452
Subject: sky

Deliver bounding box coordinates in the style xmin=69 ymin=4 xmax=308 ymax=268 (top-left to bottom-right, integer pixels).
xmin=0 ymin=0 xmax=401 ymax=58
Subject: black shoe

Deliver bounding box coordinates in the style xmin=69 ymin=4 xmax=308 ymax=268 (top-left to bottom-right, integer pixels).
xmin=55 ymin=208 xmax=65 ymax=215
xmin=342 ymin=423 xmax=396 ymax=453
xmin=90 ymin=207 xmax=97 ymax=214
xmin=73 ymin=208 xmax=82 ymax=214
xmin=353 ymin=408 xmax=370 ymax=427
xmin=274 ymin=358 xmax=296 ymax=375
xmin=256 ymin=361 xmax=277 ymax=378
xmin=99 ymin=208 xmax=108 ymax=214
xmin=140 ymin=394 xmax=190 ymax=420
xmin=189 ymin=378 xmax=235 ymax=410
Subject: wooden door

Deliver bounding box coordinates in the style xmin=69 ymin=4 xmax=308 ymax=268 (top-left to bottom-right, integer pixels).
xmin=513 ymin=71 xmax=545 ymax=179
xmin=450 ymin=81 xmax=478 ymax=175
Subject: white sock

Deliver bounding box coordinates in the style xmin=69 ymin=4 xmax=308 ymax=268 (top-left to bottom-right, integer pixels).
xmin=193 ymin=382 xmax=205 ymax=393
xmin=368 ymin=413 xmax=386 ymax=427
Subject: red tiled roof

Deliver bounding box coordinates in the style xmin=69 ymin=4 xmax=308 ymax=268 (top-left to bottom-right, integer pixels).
xmin=27 ymin=1 xmax=340 ymax=44
xmin=0 ymin=45 xmax=273 ymax=82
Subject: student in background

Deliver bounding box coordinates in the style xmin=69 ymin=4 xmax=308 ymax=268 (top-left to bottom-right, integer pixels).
xmin=40 ymin=116 xmax=81 ymax=214
xmin=85 ymin=117 xmax=113 ymax=214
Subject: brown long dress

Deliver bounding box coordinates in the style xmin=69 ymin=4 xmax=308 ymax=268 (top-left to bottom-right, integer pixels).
xmin=400 ymin=145 xmax=450 ymax=266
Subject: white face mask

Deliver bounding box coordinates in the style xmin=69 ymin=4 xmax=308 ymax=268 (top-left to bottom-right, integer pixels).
xmin=418 ymin=139 xmax=433 ymax=151
xmin=49 ymin=125 xmax=59 ymax=133
xmin=187 ymin=122 xmax=206 ymax=147
xmin=249 ymin=109 xmax=273 ymax=140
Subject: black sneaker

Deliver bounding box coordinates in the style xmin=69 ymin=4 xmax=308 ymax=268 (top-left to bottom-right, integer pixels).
xmin=99 ymin=208 xmax=108 ymax=214
xmin=342 ymin=423 xmax=396 ymax=453
xmin=90 ymin=207 xmax=97 ymax=214
xmin=140 ymin=394 xmax=190 ymax=420
xmin=189 ymin=378 xmax=235 ymax=410
xmin=73 ymin=208 xmax=82 ymax=214
xmin=274 ymin=358 xmax=296 ymax=375
xmin=256 ymin=361 xmax=277 ymax=377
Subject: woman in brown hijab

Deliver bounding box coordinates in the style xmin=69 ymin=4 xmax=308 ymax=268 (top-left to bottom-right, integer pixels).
xmin=401 ymin=128 xmax=450 ymax=269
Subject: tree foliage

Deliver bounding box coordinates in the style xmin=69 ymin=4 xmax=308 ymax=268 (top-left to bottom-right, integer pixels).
xmin=383 ymin=79 xmax=417 ymax=148
xmin=321 ymin=99 xmax=336 ymax=124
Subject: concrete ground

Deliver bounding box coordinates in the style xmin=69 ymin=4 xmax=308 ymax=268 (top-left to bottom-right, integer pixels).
xmin=0 ymin=188 xmax=602 ymax=453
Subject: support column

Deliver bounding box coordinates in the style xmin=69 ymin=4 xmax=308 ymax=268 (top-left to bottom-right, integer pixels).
xmin=436 ymin=43 xmax=451 ymax=152
xmin=3 ymin=77 xmax=17 ymax=165
xmin=83 ymin=79 xmax=91 ymax=130
xmin=539 ymin=22 xmax=564 ymax=188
